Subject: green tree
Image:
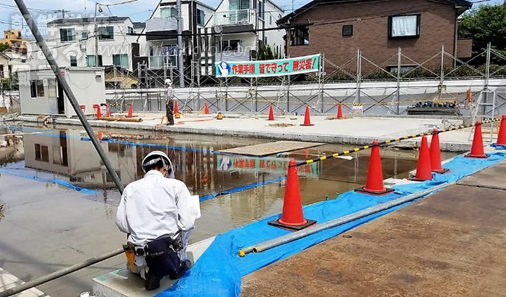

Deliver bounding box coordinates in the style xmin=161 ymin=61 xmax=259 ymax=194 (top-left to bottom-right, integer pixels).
xmin=459 ymin=3 xmax=506 ymax=62
xmin=0 ymin=43 xmax=8 ymax=52
xmin=256 ymin=44 xmax=281 ymax=60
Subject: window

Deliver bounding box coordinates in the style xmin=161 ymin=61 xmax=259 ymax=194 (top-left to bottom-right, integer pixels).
xmin=269 ymin=15 xmax=272 ymax=25
xmin=30 ymin=80 xmax=44 ymax=98
xmin=127 ymin=26 xmax=134 ymax=34
xmin=82 ymin=31 xmax=88 ymax=39
xmin=290 ymin=26 xmax=309 ymax=46
xmin=160 ymin=7 xmax=178 ymax=19
xmin=60 ymin=28 xmax=76 ymax=42
xmin=87 ymin=55 xmax=103 ymax=67
xmin=98 ymin=26 xmax=114 ymax=40
xmin=113 ymin=54 xmax=129 ymax=68
xmin=389 ymin=15 xmax=420 ymax=38
xmin=221 ymin=40 xmax=240 ymax=52
xmin=197 ymin=9 xmax=205 ymax=26
xmin=258 ymin=1 xmax=264 ymax=19
xmin=342 ymin=25 xmax=353 ymax=37
xmin=35 ymin=144 xmax=49 ymax=162
xmin=70 ymin=55 xmax=77 ymax=66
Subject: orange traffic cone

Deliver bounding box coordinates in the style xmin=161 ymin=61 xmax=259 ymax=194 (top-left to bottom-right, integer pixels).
xmin=127 ymin=104 xmax=133 ymax=118
xmin=337 ymin=103 xmax=343 ymax=119
xmin=268 ymin=105 xmax=274 ymax=121
xmin=466 ymin=121 xmax=489 ymax=158
xmin=97 ymin=131 xmax=103 ymax=143
xmin=106 ymin=103 xmax=111 ymax=117
xmin=300 ymin=106 xmax=314 ymax=126
xmin=496 ymin=115 xmax=506 ymax=146
xmin=204 ymin=103 xmax=210 ymax=114
xmin=355 ymin=140 xmax=394 ymax=195
xmin=174 ymin=101 xmax=179 ymax=114
xmin=96 ymin=104 xmax=102 ymax=119
xmin=430 ymin=129 xmax=449 ymax=174
xmin=410 ymin=136 xmax=433 ymax=181
xmin=268 ymin=159 xmax=317 ymax=230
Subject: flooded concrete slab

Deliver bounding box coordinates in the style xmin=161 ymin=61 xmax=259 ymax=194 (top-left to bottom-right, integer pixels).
xmin=0 ymin=123 xmax=459 ymax=295
xmin=241 ymin=174 xmax=506 ymax=296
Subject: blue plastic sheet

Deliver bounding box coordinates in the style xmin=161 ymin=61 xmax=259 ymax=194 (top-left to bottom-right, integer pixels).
xmin=0 ymin=168 xmax=97 ymax=194
xmin=491 ymin=143 xmax=506 ymax=150
xmin=156 ymin=152 xmax=505 ymax=297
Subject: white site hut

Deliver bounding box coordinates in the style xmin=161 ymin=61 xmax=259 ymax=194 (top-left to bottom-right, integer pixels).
xmin=18 ymin=67 xmax=106 ymax=118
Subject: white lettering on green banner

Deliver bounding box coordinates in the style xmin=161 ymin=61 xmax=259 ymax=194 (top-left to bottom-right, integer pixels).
xmin=215 ymin=54 xmax=321 ymax=78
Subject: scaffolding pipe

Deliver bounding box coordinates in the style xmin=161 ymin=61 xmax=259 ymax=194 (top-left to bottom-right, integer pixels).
xmin=239 ymin=182 xmax=453 ymax=256
xmin=0 ymin=249 xmax=124 ymax=297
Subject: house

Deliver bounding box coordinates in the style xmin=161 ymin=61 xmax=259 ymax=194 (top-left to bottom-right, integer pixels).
xmin=0 ymin=51 xmax=28 ymax=80
xmin=134 ymin=0 xmax=285 ymax=85
xmin=27 ymin=16 xmax=138 ymax=72
xmin=277 ymin=0 xmax=473 ymax=74
xmin=0 ymin=30 xmax=28 ymax=54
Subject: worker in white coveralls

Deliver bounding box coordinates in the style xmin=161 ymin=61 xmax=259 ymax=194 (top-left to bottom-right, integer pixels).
xmin=165 ymin=79 xmax=175 ymax=125
xmin=115 ymin=151 xmax=200 ymax=291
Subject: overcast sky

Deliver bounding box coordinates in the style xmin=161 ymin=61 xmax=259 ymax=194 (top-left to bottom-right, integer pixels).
xmin=0 ymin=0 xmax=502 ymax=39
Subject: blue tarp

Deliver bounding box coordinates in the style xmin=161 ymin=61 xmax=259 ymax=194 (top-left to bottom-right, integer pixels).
xmin=0 ymin=167 xmax=97 ymax=195
xmin=199 ymin=176 xmax=286 ymax=202
xmin=156 ymin=152 xmax=505 ymax=297
xmin=491 ymin=143 xmax=506 ymax=150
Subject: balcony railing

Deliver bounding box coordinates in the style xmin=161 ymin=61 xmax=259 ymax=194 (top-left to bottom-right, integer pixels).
xmin=146 ymin=17 xmax=177 ymax=33
xmin=214 ymin=9 xmax=255 ymax=27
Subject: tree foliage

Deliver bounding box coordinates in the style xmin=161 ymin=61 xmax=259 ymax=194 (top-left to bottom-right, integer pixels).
xmin=459 ymin=3 xmax=506 ymax=58
xmin=0 ymin=43 xmax=9 ymax=53
xmin=256 ymin=44 xmax=282 ymax=60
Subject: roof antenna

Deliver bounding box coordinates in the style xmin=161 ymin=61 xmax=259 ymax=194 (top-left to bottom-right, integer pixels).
xmin=84 ymin=0 xmax=87 ymax=16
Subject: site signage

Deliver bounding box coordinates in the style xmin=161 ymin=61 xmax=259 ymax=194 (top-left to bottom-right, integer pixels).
xmin=217 ymin=155 xmax=318 ymax=178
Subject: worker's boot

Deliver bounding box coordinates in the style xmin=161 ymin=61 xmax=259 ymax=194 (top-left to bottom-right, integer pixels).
xmin=169 ymin=259 xmax=192 ymax=280
xmin=144 ymin=271 xmax=161 ymax=291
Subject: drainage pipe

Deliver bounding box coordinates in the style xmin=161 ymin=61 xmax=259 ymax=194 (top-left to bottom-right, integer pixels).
xmin=0 ymin=249 xmax=123 ymax=297
xmin=239 ymin=182 xmax=453 ymax=257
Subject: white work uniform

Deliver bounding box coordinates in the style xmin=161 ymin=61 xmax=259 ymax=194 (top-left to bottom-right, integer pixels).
xmin=115 ymin=170 xmax=198 ymax=247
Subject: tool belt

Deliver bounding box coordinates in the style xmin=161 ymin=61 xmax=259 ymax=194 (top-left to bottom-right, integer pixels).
xmin=123 ymin=232 xmax=183 ymax=257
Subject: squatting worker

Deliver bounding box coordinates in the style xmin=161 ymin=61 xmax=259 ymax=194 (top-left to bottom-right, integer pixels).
xmin=115 ymin=151 xmax=199 ymax=291
xmin=165 ymin=79 xmax=175 ymax=125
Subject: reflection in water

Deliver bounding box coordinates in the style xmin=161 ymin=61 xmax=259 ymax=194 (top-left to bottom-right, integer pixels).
xmin=0 ymin=125 xmax=458 ymax=230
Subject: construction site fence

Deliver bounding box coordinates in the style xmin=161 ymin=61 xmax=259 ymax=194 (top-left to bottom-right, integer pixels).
xmin=104 ymin=44 xmax=506 ymax=117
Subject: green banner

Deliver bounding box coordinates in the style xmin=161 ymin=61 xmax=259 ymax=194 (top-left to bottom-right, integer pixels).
xmin=215 ymin=54 xmax=321 ymax=78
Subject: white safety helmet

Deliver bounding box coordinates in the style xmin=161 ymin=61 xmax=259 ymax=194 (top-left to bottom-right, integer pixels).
xmin=165 ymin=79 xmax=172 ymax=85
xmin=141 ymin=151 xmax=174 ymax=178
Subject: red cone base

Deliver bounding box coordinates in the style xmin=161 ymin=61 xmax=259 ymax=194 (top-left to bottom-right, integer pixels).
xmin=268 ymin=159 xmax=317 ymax=231
xmin=268 ymin=105 xmax=274 ymax=121
xmin=496 ymin=115 xmax=506 ymax=146
xmin=430 ymin=129 xmax=450 ymax=174
xmin=300 ymin=106 xmax=314 ymax=126
xmin=354 ymin=140 xmax=394 ymax=196
xmin=409 ymin=136 xmax=433 ymax=181
xmin=465 ymin=121 xmax=489 ymax=159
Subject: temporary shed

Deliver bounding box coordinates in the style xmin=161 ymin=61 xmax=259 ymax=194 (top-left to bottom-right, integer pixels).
xmin=18 ymin=67 xmax=105 ymax=118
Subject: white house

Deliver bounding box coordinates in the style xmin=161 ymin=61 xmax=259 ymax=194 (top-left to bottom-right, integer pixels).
xmin=134 ymin=0 xmax=285 ymax=82
xmin=0 ymin=51 xmax=29 ymax=79
xmin=27 ymin=16 xmax=138 ymax=72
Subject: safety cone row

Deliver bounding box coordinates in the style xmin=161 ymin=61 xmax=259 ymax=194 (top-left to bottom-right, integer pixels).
xmin=466 ymin=121 xmax=489 ymax=158
xmin=268 ymin=105 xmax=275 ymax=121
xmin=337 ymin=103 xmax=343 ymax=119
xmin=300 ymin=106 xmax=314 ymax=126
xmin=204 ymin=103 xmax=210 ymax=114
xmin=496 ymin=115 xmax=506 ymax=146
xmin=355 ymin=140 xmax=394 ymax=195
xmin=127 ymin=104 xmax=133 ymax=118
xmin=268 ymin=159 xmax=317 ymax=231
xmin=430 ymin=129 xmax=449 ymax=174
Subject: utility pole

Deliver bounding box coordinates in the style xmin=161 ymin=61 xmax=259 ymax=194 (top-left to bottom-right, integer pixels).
xmin=176 ymin=0 xmax=184 ymax=87
xmin=94 ymin=3 xmax=100 ymax=68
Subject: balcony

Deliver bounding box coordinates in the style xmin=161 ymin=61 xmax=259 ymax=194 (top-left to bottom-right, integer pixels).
xmin=145 ymin=17 xmax=178 ymax=41
xmin=213 ymin=10 xmax=256 ymax=33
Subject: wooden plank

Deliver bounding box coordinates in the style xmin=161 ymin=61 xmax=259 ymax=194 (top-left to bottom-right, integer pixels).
xmin=218 ymin=141 xmax=325 ymax=157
